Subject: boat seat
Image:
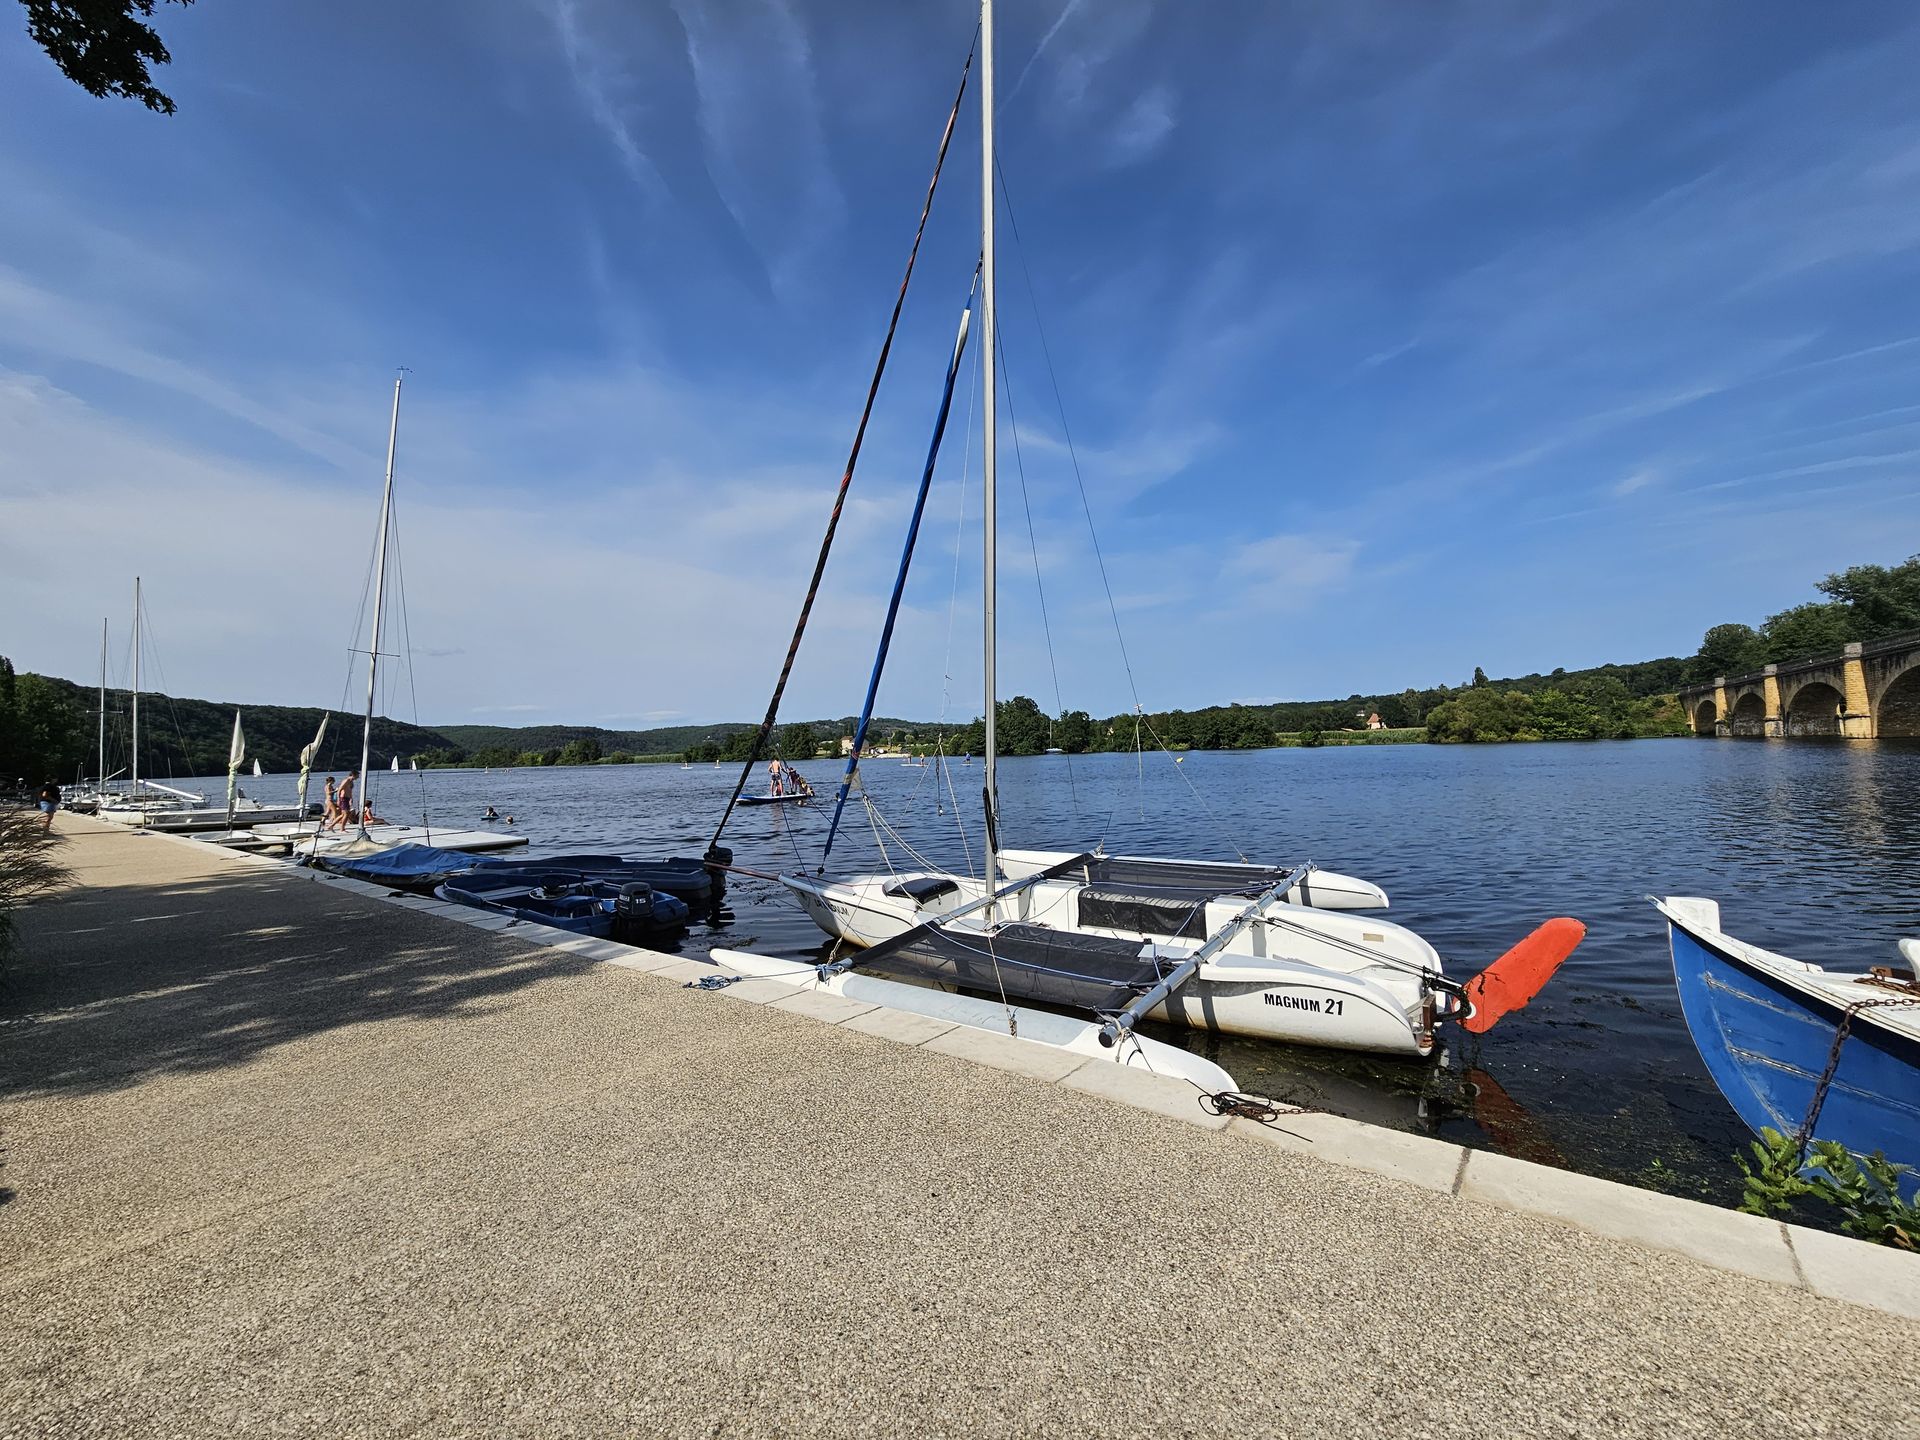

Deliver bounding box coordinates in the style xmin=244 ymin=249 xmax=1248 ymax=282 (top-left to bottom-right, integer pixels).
xmin=884 ymin=876 xmax=960 ymax=903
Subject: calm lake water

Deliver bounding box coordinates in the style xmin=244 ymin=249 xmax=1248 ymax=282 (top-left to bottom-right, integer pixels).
xmin=189 ymin=738 xmax=1920 ymax=1201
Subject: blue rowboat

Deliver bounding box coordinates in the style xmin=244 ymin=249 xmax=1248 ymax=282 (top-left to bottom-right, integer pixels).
xmin=1656 ymin=896 xmax=1920 ymax=1193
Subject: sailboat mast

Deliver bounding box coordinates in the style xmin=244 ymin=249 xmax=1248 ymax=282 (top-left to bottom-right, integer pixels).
xmin=132 ymin=577 xmax=141 ymax=796
xmin=97 ymin=618 xmax=107 ymax=789
xmin=357 ymin=376 xmax=403 ymax=836
xmin=980 ymin=0 xmax=999 ymax=907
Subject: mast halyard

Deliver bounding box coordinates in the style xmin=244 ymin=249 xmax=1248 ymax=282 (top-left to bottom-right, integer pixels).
xmin=980 ymin=0 xmax=999 ymax=914
xmin=357 ymin=376 xmax=403 ymax=840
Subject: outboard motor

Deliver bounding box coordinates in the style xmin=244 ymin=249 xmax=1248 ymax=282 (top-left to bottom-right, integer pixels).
xmin=613 ymin=882 xmax=690 ymax=943
xmin=702 ymin=845 xmax=732 ymax=900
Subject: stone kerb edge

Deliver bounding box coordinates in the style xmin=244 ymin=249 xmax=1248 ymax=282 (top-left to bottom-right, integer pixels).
xmin=129 ymin=821 xmax=1920 ymax=1324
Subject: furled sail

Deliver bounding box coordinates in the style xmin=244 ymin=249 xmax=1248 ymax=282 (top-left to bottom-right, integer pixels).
xmin=298 ymin=713 xmax=330 ymax=820
xmin=225 ymin=711 xmax=247 ymax=826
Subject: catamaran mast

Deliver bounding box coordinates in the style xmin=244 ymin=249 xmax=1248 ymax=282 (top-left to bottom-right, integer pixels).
xmin=980 ymin=0 xmax=999 ymax=911
xmin=131 ymin=577 xmax=141 ymax=797
xmin=97 ymin=618 xmax=107 ymax=790
xmin=357 ymin=376 xmax=403 ymax=838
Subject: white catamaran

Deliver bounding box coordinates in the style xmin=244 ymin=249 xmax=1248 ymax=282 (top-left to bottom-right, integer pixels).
xmin=711 ymin=8 xmax=1234 ymax=1091
xmin=771 ymin=2 xmax=1583 ymax=1059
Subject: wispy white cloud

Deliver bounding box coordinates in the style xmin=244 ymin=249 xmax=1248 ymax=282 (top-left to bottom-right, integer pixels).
xmin=541 ymin=0 xmax=670 ymax=203
xmin=1106 ymin=84 xmax=1176 ymax=168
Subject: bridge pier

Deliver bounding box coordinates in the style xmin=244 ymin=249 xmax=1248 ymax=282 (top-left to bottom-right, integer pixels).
xmin=1761 ymin=666 xmax=1785 ymax=738
xmin=1840 ymin=643 xmax=1874 ymax=738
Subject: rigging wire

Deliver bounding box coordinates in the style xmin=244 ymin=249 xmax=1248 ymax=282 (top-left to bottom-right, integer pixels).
xmin=384 ymin=496 xmax=436 ymax=841
xmin=993 ymin=321 xmax=1079 ymax=820
xmin=708 ymin=40 xmax=977 ymax=859
xmin=997 ymin=159 xmax=1251 ymax=861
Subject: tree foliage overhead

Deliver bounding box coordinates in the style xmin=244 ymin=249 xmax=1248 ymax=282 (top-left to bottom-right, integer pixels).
xmin=21 ymin=0 xmax=191 ymax=114
xmin=1690 ymin=554 xmax=1920 ymax=681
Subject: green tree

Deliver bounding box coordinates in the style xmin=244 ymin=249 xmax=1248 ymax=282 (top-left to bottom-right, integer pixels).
xmin=996 ymin=696 xmax=1050 ymax=756
xmin=1471 ymin=666 xmax=1490 ymax=688
xmin=1055 ymin=710 xmax=1092 ymax=754
xmin=1761 ymin=602 xmax=1856 ymax=663
xmin=556 ymin=737 xmax=602 ymax=766
xmin=22 ymin=0 xmax=190 ymax=114
xmin=1817 ymin=553 xmax=1920 ymax=639
xmin=781 ymin=722 xmax=818 ymax=759
xmin=1691 ymin=623 xmax=1767 ymax=682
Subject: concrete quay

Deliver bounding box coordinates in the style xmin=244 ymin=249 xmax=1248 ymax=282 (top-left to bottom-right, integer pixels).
xmin=3 ymin=817 xmax=1917 ymax=1439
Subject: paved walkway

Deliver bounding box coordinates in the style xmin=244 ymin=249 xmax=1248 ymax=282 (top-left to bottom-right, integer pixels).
xmin=3 ymin=818 xmax=1915 ymax=1438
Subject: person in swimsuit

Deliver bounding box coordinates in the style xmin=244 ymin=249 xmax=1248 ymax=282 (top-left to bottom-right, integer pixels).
xmin=768 ymin=758 xmax=783 ymax=797
xmin=334 ymin=771 xmax=358 ymax=830
xmin=322 ymin=777 xmax=339 ymax=828
xmin=484 ymin=805 xmax=499 ymax=821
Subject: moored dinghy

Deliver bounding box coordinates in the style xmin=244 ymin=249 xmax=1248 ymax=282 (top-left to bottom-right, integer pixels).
xmin=1657 ymin=896 xmax=1920 ymax=1192
xmin=437 ymin=871 xmax=689 ymax=940
xmin=471 ymin=853 xmax=715 ymax=909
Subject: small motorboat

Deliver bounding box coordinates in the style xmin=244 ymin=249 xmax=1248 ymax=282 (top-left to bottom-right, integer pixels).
xmin=471 ymin=853 xmax=715 ymax=909
xmin=1656 ymin=897 xmax=1920 ymax=1192
xmin=437 ymin=872 xmax=689 ymax=940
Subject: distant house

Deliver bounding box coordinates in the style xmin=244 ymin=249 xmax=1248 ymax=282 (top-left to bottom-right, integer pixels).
xmin=1366 ymin=713 xmax=1386 ymax=730
xmin=839 ymin=735 xmax=855 ymax=756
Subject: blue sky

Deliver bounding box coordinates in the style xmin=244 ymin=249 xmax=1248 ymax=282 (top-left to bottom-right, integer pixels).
xmin=2 ymin=1 xmax=1917 ymax=729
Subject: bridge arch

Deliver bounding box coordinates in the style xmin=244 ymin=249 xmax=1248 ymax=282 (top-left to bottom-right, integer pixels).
xmin=1785 ymin=680 xmax=1844 ymax=737
xmin=1729 ymin=691 xmax=1767 ymax=737
xmin=1877 ymin=660 xmax=1920 ymax=738
xmin=1692 ymin=699 xmax=1718 ymax=735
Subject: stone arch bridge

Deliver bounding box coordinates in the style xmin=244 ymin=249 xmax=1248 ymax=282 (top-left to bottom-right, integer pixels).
xmin=1677 ymin=630 xmax=1920 ymax=738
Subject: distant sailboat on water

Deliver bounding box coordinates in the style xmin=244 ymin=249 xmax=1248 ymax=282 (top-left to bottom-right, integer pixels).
xmin=252 ymin=758 xmax=264 ymax=778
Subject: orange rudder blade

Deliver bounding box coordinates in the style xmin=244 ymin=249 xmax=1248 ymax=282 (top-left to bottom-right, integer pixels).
xmin=1458 ymin=917 xmax=1585 ymax=1034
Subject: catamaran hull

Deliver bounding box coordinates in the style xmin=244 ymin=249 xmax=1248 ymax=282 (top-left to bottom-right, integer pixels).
xmin=99 ymin=803 xmax=308 ymax=832
xmin=784 ymin=873 xmax=1433 ymax=1055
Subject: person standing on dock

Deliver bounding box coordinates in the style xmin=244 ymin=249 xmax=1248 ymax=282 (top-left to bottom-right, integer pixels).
xmin=36 ymin=779 xmax=60 ymax=832
xmin=334 ymin=770 xmax=357 ymax=831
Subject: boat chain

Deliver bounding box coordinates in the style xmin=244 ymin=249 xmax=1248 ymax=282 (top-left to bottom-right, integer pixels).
xmin=1793 ymin=988 xmax=1920 ymax=1156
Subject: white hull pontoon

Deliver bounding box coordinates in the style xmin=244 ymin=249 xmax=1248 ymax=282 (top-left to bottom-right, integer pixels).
xmin=785 ymin=866 xmax=1443 ymax=1055
xmin=261 ymin=822 xmax=529 ymax=858
xmin=101 ymin=798 xmax=306 ymax=832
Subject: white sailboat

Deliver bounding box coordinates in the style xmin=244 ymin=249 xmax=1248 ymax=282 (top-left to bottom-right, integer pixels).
xmin=774 ymin=8 xmax=1583 ymax=1058
xmin=98 ymin=578 xmax=221 ymax=826
xmin=252 ymin=758 xmax=264 ymax=778
xmin=280 ymin=379 xmax=526 ymax=862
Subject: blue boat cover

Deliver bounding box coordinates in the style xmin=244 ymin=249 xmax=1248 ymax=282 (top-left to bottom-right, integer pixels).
xmin=313 ymin=844 xmax=477 ymax=891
